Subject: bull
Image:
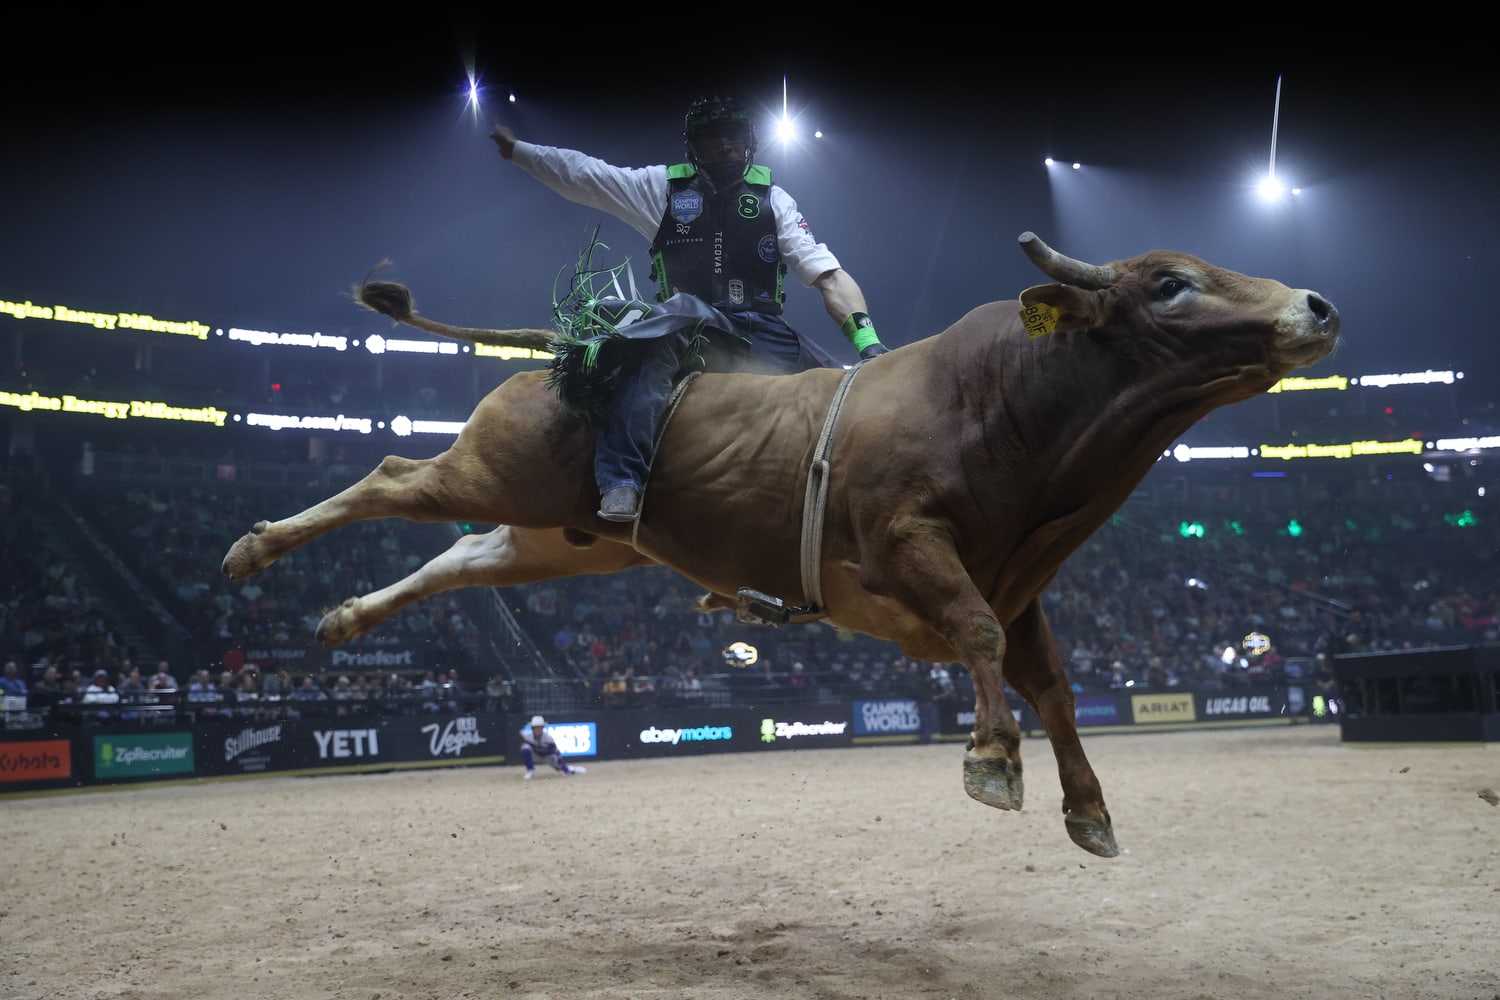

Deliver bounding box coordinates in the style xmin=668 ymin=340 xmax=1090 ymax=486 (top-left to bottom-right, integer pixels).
xmin=222 ymin=232 xmax=1340 ymax=857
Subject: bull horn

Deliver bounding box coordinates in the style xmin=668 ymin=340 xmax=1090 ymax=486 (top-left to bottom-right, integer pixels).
xmin=1017 ymin=232 xmax=1116 ymax=289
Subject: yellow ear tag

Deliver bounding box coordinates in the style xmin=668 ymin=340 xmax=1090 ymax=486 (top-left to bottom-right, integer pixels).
xmin=1020 ymin=302 xmax=1060 ymax=339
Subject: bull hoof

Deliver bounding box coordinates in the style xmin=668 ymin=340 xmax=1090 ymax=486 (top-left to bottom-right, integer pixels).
xmin=315 ymin=599 xmax=363 ymax=648
xmin=1065 ymin=811 xmax=1119 ymax=858
xmin=221 ymin=522 xmax=272 ymax=579
xmin=963 ymin=751 xmax=1023 ymax=811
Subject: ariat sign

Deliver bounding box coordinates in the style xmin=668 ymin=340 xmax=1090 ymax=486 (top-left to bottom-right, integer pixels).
xmin=1130 ymin=693 xmax=1196 ymax=724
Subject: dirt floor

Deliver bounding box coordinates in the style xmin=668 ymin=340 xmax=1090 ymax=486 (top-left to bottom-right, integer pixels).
xmin=3 ymin=724 xmax=1498 ymax=1000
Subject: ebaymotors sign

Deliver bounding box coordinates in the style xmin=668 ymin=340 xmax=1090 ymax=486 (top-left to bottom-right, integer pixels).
xmin=1074 ymin=695 xmax=1121 ymax=727
xmin=639 ymin=723 xmax=734 ymax=746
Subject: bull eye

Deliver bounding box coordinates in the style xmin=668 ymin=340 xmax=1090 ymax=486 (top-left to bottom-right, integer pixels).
xmin=1155 ymin=276 xmax=1190 ymax=301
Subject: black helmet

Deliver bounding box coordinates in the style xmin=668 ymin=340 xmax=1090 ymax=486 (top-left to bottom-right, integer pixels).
xmin=684 ymin=95 xmax=757 ymax=183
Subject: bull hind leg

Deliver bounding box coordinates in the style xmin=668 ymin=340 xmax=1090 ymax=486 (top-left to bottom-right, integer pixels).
xmin=316 ymin=525 xmax=649 ymax=647
xmin=1003 ymin=599 xmax=1118 ymax=858
xmin=223 ymin=454 xmax=449 ymax=580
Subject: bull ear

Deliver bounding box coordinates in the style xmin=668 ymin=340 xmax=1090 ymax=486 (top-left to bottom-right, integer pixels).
xmin=1019 ymin=283 xmax=1097 ymax=336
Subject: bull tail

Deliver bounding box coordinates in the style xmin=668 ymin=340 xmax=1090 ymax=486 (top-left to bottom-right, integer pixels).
xmin=350 ymin=262 xmax=556 ymax=351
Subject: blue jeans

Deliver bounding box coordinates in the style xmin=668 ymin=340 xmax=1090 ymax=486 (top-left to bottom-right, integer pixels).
xmin=594 ymin=310 xmax=826 ymax=496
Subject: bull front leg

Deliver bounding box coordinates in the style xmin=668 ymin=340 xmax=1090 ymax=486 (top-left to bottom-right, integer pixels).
xmin=857 ymin=531 xmax=1024 ymax=811
xmin=1003 ymin=598 xmax=1118 ymax=858
xmin=954 ymin=610 xmax=1025 ymax=812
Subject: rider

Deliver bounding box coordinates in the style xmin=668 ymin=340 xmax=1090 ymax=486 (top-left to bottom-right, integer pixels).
xmin=490 ymin=94 xmax=889 ymax=523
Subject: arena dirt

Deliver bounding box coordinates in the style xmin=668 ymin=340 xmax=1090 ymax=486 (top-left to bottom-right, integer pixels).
xmin=3 ymin=725 xmax=1497 ymax=1000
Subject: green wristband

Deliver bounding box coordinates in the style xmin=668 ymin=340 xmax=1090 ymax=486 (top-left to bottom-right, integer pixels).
xmin=841 ymin=312 xmax=881 ymax=353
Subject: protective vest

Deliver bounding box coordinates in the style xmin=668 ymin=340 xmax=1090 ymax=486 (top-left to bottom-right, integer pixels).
xmin=649 ymin=164 xmax=786 ymax=315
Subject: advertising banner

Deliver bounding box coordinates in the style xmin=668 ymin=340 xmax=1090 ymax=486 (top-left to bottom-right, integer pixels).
xmin=1129 ymin=692 xmax=1197 ymax=725
xmin=941 ymin=704 xmax=975 ymax=736
xmin=196 ymin=718 xmax=303 ymax=776
xmin=92 ymin=731 xmax=195 ymax=782
xmin=232 ymin=644 xmax=435 ymax=674
xmin=752 ymin=706 xmax=853 ymax=751
xmin=0 ymin=737 xmax=74 ymax=786
xmin=198 ymin=712 xmax=512 ymax=776
xmin=1074 ymin=695 xmax=1123 ymax=727
xmin=382 ymin=712 xmax=508 ymax=764
xmin=596 ymin=709 xmax=743 ymax=759
xmin=851 ymin=699 xmax=922 ymax=742
xmin=579 ymin=707 xmax=855 ymax=760
xmin=1198 ymin=688 xmax=1287 ymax=722
xmin=529 ymin=719 xmax=598 ymax=759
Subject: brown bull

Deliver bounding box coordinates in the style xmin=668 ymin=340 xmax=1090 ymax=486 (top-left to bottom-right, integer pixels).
xmin=222 ymin=232 xmax=1340 ymax=857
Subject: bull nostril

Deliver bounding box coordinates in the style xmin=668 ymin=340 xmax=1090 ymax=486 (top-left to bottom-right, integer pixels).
xmin=1308 ymin=292 xmax=1338 ymax=327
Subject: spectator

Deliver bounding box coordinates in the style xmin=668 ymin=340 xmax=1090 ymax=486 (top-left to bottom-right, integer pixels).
xmin=331 ymin=675 xmax=357 ymax=715
xmin=656 ymin=666 xmax=683 ymax=706
xmin=929 ymin=663 xmax=957 ymax=705
xmin=148 ymin=661 xmax=178 ymax=695
xmin=0 ymin=658 xmax=27 ymax=698
xmin=417 ymin=671 xmax=443 ymax=713
xmin=260 ymin=667 xmax=290 ymax=702
xmin=81 ymin=669 xmax=121 ymax=720
xmin=217 ymin=670 xmax=239 ymax=707
xmin=679 ymin=668 xmax=705 ymax=704
xmin=596 ymin=667 xmax=627 ymax=708
xmin=484 ymin=672 xmax=510 ymax=712
xmin=186 ymin=668 xmax=223 ymax=718
xmin=787 ymin=661 xmax=812 ymax=700
xmin=117 ymin=666 xmax=149 ymax=706
xmin=289 ymin=675 xmax=329 ymax=715
xmin=30 ymin=663 xmax=63 ymax=708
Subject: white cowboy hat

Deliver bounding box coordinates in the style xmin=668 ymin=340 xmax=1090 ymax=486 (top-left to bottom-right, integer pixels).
xmin=529 ymin=715 xmax=546 ymax=727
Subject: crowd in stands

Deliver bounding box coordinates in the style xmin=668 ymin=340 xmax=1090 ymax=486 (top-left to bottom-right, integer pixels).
xmin=4 ymin=446 xmax=1499 ymax=726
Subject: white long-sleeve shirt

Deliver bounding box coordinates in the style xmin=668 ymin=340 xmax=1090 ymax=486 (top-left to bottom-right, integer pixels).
xmin=510 ymin=141 xmax=843 ymax=289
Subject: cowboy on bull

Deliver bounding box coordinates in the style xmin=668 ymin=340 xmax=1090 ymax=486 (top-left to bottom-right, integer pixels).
xmin=489 ymin=94 xmax=889 ymax=523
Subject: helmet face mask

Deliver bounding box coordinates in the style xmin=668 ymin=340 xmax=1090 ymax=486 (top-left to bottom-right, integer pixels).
xmin=684 ymin=95 xmax=757 ymax=186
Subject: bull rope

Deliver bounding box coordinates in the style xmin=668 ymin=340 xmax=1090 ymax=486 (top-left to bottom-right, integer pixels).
xmin=799 ymin=365 xmax=863 ymax=613
xmin=641 ymin=364 xmax=863 ymax=621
